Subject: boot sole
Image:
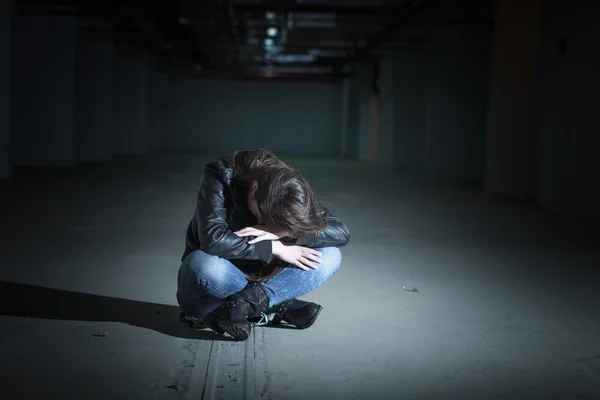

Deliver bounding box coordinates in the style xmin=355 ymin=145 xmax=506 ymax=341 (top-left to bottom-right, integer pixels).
xmin=220 ymin=323 xmax=251 ymax=341
xmin=203 ymin=313 xmax=225 ymax=335
xmin=204 ymin=314 xmax=251 ymax=341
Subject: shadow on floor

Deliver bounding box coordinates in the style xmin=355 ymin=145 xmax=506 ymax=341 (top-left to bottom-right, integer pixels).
xmin=0 ymin=280 xmax=231 ymax=341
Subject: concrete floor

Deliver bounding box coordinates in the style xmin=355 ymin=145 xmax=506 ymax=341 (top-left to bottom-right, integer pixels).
xmin=1 ymin=153 xmax=599 ymax=400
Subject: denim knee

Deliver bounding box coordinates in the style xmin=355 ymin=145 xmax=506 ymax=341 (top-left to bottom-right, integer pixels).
xmin=315 ymin=247 xmax=342 ymax=278
xmin=262 ymin=246 xmax=342 ymax=307
xmin=185 ymin=250 xmax=228 ymax=283
xmin=180 ymin=250 xmax=242 ymax=298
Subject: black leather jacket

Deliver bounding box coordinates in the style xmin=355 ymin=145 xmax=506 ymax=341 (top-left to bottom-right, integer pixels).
xmin=182 ymin=151 xmax=350 ymax=271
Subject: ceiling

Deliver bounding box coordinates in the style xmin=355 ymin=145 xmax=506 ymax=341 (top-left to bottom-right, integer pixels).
xmin=16 ymin=0 xmax=494 ymax=79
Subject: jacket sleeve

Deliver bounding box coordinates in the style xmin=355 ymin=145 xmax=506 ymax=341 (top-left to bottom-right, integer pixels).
xmin=196 ymin=166 xmax=274 ymax=263
xmin=294 ymin=207 xmax=350 ymax=249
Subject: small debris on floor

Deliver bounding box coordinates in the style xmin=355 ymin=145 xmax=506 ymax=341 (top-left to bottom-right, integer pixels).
xmin=402 ymin=286 xmax=419 ymax=293
xmin=164 ymin=383 xmax=181 ymax=391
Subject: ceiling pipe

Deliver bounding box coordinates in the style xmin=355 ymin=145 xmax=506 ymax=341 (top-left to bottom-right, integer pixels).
xmin=196 ymin=73 xmax=347 ymax=82
xmin=342 ymin=0 xmax=426 ymax=91
xmin=176 ymin=67 xmax=347 ymax=81
xmin=358 ymin=0 xmax=426 ymax=56
xmin=225 ymin=0 xmax=241 ymax=69
xmin=231 ymin=0 xmax=415 ymax=15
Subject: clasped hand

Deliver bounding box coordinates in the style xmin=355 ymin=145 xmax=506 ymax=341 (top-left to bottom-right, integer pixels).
xmin=235 ymin=225 xmax=322 ymax=271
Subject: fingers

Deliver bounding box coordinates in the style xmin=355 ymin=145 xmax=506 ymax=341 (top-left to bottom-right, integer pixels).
xmin=294 ymin=261 xmax=310 ymax=271
xmin=299 ymin=257 xmax=319 ymax=270
xmin=248 ymin=235 xmax=266 ymax=244
xmin=235 ymin=227 xmax=259 ymax=237
xmin=310 ymin=249 xmax=323 ymax=258
xmin=288 ymin=247 xmax=323 ymax=271
xmin=302 ymin=248 xmax=322 ymax=264
xmin=235 ymin=227 xmax=263 ymax=244
xmin=303 ymin=252 xmax=323 ymax=264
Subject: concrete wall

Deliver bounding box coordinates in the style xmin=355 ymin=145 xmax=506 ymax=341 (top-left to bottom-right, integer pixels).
xmin=163 ymin=78 xmax=342 ymax=156
xmin=75 ymin=37 xmax=114 ymax=163
xmin=7 ymin=12 xmax=156 ymax=169
xmin=11 ymin=13 xmax=77 ymax=167
xmin=537 ymin=0 xmax=600 ymax=217
xmin=362 ymin=25 xmax=491 ymax=181
xmin=0 ymin=0 xmax=11 ymax=179
xmin=424 ymin=25 xmax=493 ymax=182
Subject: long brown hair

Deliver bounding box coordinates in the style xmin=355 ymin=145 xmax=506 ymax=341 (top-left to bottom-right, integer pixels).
xmin=236 ymin=149 xmax=326 ymax=236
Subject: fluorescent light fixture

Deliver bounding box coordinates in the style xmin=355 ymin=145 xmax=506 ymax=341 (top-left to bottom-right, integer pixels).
xmin=273 ymin=54 xmax=316 ymax=63
xmin=294 ymin=12 xmax=336 ymax=20
xmin=294 ymin=20 xmax=336 ymax=28
xmin=265 ymin=11 xmax=276 ymax=20
xmin=309 ymin=49 xmax=347 ymax=57
xmin=267 ymin=27 xmax=278 ymax=37
xmin=264 ymin=38 xmax=274 ymax=46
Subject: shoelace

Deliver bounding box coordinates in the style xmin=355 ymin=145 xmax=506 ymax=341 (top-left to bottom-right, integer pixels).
xmin=249 ymin=313 xmax=270 ymax=326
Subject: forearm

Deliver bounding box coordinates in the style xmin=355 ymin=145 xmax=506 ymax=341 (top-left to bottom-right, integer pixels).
xmin=295 ymin=216 xmax=350 ymax=248
xmin=202 ymin=227 xmax=273 ymax=262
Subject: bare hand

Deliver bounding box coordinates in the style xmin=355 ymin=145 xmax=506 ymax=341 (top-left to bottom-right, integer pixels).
xmin=235 ymin=225 xmax=290 ymax=244
xmin=272 ymin=241 xmax=322 ymax=271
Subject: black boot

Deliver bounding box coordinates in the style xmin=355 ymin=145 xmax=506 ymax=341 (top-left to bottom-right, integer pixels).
xmin=271 ymin=299 xmax=323 ymax=330
xmin=204 ymin=282 xmax=270 ymax=341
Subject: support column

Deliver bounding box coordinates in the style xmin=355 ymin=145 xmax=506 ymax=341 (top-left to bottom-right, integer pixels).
xmin=340 ymin=76 xmax=350 ymax=157
xmin=156 ymin=71 xmax=167 ymax=152
xmin=12 ymin=10 xmax=77 ymax=167
xmin=486 ymin=0 xmax=541 ymax=200
xmin=342 ymin=63 xmax=374 ymax=160
xmin=146 ymin=60 xmax=166 ymax=153
xmin=134 ymin=55 xmax=148 ymax=154
xmin=113 ymin=50 xmax=148 ymax=155
xmin=0 ymin=0 xmax=12 ymax=179
xmin=357 ymin=64 xmax=373 ymax=162
xmin=341 ymin=64 xmax=379 ymax=160
xmin=425 ymin=25 xmax=492 ymax=182
xmin=75 ymin=21 xmax=114 ymax=163
xmin=367 ymin=89 xmax=379 ymax=164
xmin=392 ymin=50 xmax=429 ymax=172
xmin=145 ymin=62 xmax=156 ymax=153
xmin=377 ymin=58 xmax=395 ymax=167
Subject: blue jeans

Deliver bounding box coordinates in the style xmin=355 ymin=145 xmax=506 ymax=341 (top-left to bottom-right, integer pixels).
xmin=177 ymin=247 xmax=342 ymax=318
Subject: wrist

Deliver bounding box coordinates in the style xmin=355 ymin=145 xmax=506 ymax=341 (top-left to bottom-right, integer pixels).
xmin=272 ymin=240 xmax=284 ymax=256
